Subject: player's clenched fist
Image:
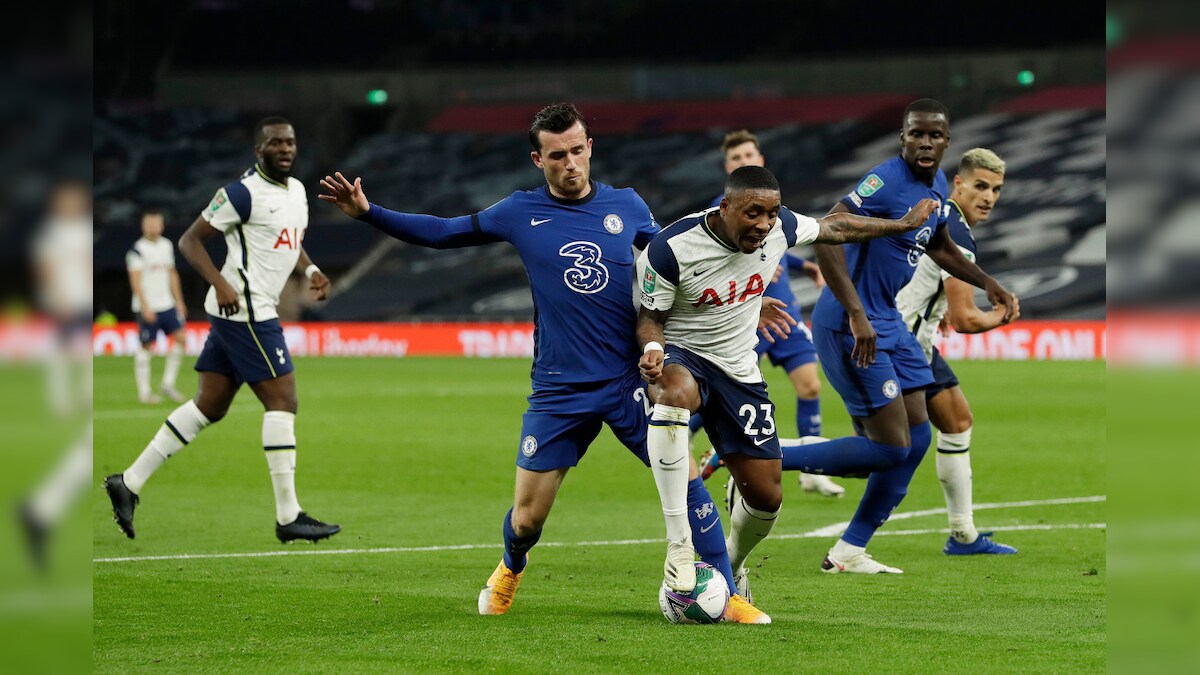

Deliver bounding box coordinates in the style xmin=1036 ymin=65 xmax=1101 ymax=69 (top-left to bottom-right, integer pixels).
xmin=639 ymin=348 xmax=664 ymax=385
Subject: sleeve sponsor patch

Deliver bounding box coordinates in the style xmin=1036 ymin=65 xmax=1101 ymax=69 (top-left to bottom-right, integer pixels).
xmin=856 ymin=173 xmax=885 ymax=198
xmin=847 ymin=192 xmax=863 ymax=208
xmin=208 ymin=190 xmax=228 ymax=213
xmin=643 ymin=268 xmax=657 ymax=293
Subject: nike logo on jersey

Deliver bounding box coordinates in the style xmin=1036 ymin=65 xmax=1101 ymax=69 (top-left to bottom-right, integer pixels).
xmin=752 ymin=435 xmax=775 ymax=447
xmin=693 ymin=269 xmax=710 ymax=276
xmin=531 ymin=217 xmax=552 ymax=227
xmin=270 ymin=206 xmax=282 ymax=213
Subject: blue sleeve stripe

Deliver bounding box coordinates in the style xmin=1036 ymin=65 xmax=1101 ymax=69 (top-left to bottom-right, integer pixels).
xmin=127 ymin=247 xmax=141 ymax=257
xmin=225 ymin=181 xmax=252 ymax=224
xmin=780 ymin=208 xmax=799 ymax=247
xmin=646 ymin=237 xmax=680 ymax=286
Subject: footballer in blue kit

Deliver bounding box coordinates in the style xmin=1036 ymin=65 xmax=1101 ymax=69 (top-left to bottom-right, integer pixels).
xmin=809 ymin=99 xmax=1016 ymax=574
xmin=320 ymin=104 xmax=771 ymax=623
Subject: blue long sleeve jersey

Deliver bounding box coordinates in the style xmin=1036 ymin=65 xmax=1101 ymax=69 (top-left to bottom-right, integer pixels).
xmin=359 ymin=180 xmax=660 ymax=383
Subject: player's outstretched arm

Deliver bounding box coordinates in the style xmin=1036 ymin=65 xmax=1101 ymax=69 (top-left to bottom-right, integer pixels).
xmin=179 ymin=216 xmax=240 ymax=317
xmin=319 ymin=171 xmax=499 ymax=250
xmin=944 ymin=277 xmax=1020 ymax=333
xmin=812 ymin=198 xmax=940 ymax=244
xmin=926 ymin=227 xmax=1016 ymax=324
xmin=636 ymin=307 xmax=669 ymax=385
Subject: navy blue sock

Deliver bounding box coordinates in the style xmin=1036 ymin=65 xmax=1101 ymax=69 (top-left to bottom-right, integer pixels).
xmin=687 ymin=413 xmax=705 ymax=436
xmin=795 ymin=397 xmax=822 ymax=437
xmin=841 ymin=421 xmax=933 ymax=547
xmin=780 ymin=435 xmax=908 ymax=475
xmin=502 ymin=508 xmax=541 ymax=574
xmin=687 ymin=477 xmax=736 ymax=593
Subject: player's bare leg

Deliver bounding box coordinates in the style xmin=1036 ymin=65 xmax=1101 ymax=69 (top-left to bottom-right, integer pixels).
xmin=479 ymin=466 xmax=567 ymax=615
xmin=788 ymin=363 xmax=845 ymax=497
xmin=720 ymin=454 xmax=779 ymax=624
xmin=648 ymin=366 xmax=703 ymax=593
xmin=105 ymin=370 xmax=236 ymax=538
xmin=928 ymin=386 xmax=1016 ymax=555
xmin=249 ymin=373 xmax=339 ymax=542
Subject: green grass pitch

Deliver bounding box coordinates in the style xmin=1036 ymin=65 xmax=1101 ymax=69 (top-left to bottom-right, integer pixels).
xmin=93 ymin=356 xmax=1104 ymax=673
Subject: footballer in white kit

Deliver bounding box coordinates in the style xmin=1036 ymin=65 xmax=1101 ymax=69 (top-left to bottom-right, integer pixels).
xmin=127 ymin=209 xmax=188 ymax=404
xmin=895 ymin=147 xmax=1020 ymax=555
xmin=634 ymin=166 xmax=938 ymax=607
xmin=105 ymin=117 xmax=340 ymax=544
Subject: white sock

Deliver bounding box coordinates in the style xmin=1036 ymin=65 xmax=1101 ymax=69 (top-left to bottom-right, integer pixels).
xmin=124 ymin=400 xmax=211 ymax=494
xmin=830 ymin=538 xmax=866 ymax=560
xmin=936 ymin=428 xmax=977 ymax=543
xmin=162 ymin=342 xmax=184 ymax=390
xmin=30 ymin=424 xmax=93 ymax=525
xmin=647 ymin=404 xmax=692 ymax=544
xmin=726 ymin=497 xmax=780 ymax=573
xmin=263 ymin=411 xmax=302 ymax=525
xmin=135 ymin=347 xmax=152 ymax=398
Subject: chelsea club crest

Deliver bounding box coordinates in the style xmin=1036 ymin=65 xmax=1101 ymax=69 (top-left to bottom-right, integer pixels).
xmin=603 ymin=214 xmax=624 ymax=234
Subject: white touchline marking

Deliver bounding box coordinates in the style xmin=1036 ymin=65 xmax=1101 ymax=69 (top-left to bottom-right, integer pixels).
xmin=94 ymin=496 xmax=1105 ymax=565
xmin=800 ymin=494 xmax=1106 ymax=538
xmin=94 ymin=404 xmax=260 ymax=420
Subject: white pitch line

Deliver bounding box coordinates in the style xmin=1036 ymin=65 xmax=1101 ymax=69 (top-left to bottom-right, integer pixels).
xmin=94 ymin=404 xmax=260 ymax=420
xmin=94 ymin=496 xmax=1105 ymax=564
xmin=801 ymin=495 xmax=1106 ymax=538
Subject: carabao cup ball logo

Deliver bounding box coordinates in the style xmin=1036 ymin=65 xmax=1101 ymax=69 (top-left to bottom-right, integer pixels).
xmin=908 ymin=226 xmax=933 ymax=267
xmin=521 ymin=435 xmax=538 ymax=457
xmin=603 ymin=213 xmax=624 ymax=234
xmin=559 ymin=241 xmax=610 ymax=294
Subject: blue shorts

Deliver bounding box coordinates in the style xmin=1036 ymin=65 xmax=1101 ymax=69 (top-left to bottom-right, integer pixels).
xmin=517 ymin=367 xmax=651 ymax=471
xmin=925 ymin=346 xmax=960 ymax=399
xmin=756 ymin=314 xmax=817 ymax=373
xmin=813 ymin=318 xmax=933 ymax=418
xmin=137 ymin=308 xmax=184 ymax=344
xmin=194 ymin=315 xmax=293 ymax=386
xmin=664 ymin=345 xmax=781 ymax=460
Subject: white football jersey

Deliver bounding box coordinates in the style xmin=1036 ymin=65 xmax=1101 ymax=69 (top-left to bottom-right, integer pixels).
xmin=33 ymin=215 xmax=93 ymax=316
xmin=126 ymin=236 xmax=177 ymax=313
xmin=637 ymin=207 xmax=820 ymax=383
xmin=200 ymin=165 xmax=308 ymax=322
xmin=896 ymin=201 xmax=978 ymax=360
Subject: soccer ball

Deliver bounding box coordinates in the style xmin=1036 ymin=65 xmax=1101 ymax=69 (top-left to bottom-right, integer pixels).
xmin=658 ymin=562 xmax=729 ymax=624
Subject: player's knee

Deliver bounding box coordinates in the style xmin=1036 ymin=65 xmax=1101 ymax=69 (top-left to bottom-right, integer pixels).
xmin=872 ymin=439 xmax=911 ymax=470
xmin=795 ymin=380 xmax=819 ymax=399
xmin=945 ymin=412 xmax=972 ymax=434
xmin=510 ymin=505 xmax=547 ymax=535
xmin=654 ymin=386 xmax=694 ymax=411
xmin=196 ymin=399 xmax=229 ymax=423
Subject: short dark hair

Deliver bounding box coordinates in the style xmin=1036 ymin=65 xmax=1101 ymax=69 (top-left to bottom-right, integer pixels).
xmin=903 ymin=98 xmax=949 ymax=123
xmin=529 ymin=103 xmax=589 ymax=151
xmin=725 ymin=165 xmax=780 ymax=196
xmin=254 ymin=116 xmax=293 ymax=144
xmin=141 ymin=208 xmax=165 ymax=220
xmin=722 ymin=129 xmax=760 ymax=154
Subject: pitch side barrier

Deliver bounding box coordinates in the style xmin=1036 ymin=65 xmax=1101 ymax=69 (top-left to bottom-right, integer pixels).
xmin=87 ymin=320 xmax=1113 ymax=362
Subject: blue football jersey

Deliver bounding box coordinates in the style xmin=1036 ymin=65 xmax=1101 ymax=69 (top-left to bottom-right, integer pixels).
xmin=709 ymin=193 xmax=800 ymax=310
xmin=476 ymin=181 xmax=659 ymax=383
xmin=811 ymin=155 xmax=948 ymax=330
